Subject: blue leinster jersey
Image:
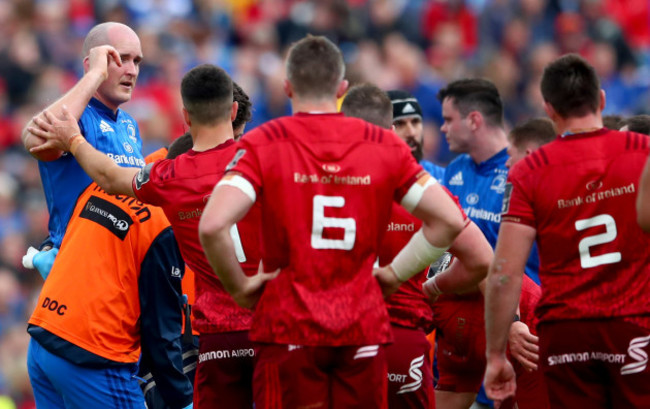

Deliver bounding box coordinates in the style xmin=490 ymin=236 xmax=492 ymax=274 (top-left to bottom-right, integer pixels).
xmin=444 ymin=148 xmax=539 ymax=284
xmin=38 ymin=98 xmax=145 ymax=247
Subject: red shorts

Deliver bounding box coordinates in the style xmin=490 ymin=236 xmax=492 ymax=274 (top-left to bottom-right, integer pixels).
xmin=253 ymin=343 xmax=388 ymax=409
xmin=431 ymin=291 xmax=485 ymax=393
xmin=539 ymin=319 xmax=650 ymax=408
xmin=195 ymin=331 xmax=254 ymax=409
xmin=385 ymin=325 xmax=435 ymax=409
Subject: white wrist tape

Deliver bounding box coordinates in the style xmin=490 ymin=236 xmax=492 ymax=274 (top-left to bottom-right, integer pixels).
xmin=390 ymin=229 xmax=450 ymax=282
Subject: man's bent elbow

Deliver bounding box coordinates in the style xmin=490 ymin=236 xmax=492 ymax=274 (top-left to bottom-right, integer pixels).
xmin=198 ymin=213 xmax=228 ymax=246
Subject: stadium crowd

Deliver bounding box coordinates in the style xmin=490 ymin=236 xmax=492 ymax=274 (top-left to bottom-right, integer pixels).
xmin=1 ymin=0 xmax=650 ymax=408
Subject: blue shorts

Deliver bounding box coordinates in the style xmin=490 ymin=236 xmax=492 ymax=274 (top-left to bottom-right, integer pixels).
xmin=27 ymin=338 xmax=146 ymax=409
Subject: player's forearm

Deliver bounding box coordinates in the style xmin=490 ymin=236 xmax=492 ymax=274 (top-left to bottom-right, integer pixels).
xmin=438 ymin=221 xmax=493 ymax=293
xmin=199 ymin=223 xmax=248 ymax=296
xmin=22 ymin=71 xmax=104 ymax=149
xmin=73 ymin=140 xmax=137 ymax=196
xmin=485 ymin=261 xmax=523 ymax=358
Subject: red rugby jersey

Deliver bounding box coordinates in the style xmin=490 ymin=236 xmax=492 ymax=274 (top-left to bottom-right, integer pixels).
xmin=378 ymin=187 xmax=465 ymax=332
xmin=503 ymin=129 xmax=650 ymax=324
xmin=134 ymin=140 xmax=262 ymax=333
xmin=227 ymin=113 xmax=426 ymax=345
xmin=377 ymin=203 xmax=431 ymax=330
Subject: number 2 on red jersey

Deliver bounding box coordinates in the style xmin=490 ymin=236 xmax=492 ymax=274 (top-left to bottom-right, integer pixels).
xmin=575 ymin=214 xmax=621 ymax=269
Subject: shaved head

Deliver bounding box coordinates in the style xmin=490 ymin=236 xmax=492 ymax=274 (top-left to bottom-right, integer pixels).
xmin=82 ymin=22 xmax=137 ymax=57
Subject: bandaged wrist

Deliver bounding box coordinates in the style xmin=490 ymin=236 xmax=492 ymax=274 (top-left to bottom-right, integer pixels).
xmin=390 ymin=229 xmax=450 ymax=282
xmin=69 ymin=133 xmax=86 ymax=155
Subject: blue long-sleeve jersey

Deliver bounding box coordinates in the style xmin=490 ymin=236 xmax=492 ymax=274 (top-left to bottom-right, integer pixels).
xmin=38 ymin=98 xmax=145 ymax=247
xmin=443 ymin=149 xmax=540 ymax=284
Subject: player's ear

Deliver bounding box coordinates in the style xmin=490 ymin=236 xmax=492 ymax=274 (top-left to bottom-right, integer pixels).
xmin=283 ymin=79 xmax=293 ymax=98
xmin=468 ymin=111 xmax=482 ymax=131
xmin=543 ymin=101 xmax=557 ymax=122
xmin=182 ymin=107 xmax=191 ymax=127
xmin=336 ymin=80 xmax=349 ymax=99
xmin=231 ymin=101 xmax=238 ymax=122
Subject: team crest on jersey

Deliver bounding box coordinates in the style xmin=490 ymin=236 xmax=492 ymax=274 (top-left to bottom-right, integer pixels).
xmin=226 ymin=149 xmax=246 ymax=172
xmin=135 ymin=163 xmax=154 ymax=190
xmin=322 ymin=163 xmax=341 ymax=173
xmin=586 ymin=180 xmax=603 ymax=191
xmin=501 ymin=183 xmax=513 ymax=214
xmin=127 ymin=124 xmax=137 ymax=143
xmin=80 ymin=196 xmax=133 ymax=240
xmin=491 ymin=174 xmax=507 ymax=194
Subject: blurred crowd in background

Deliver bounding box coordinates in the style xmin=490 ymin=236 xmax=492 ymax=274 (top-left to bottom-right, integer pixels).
xmin=0 ymin=0 xmax=649 ymax=407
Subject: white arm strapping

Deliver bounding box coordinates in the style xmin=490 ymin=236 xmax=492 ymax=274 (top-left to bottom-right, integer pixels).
xmin=217 ymin=175 xmax=256 ymax=203
xmin=390 ymin=229 xmax=450 ymax=282
xmin=400 ymin=175 xmax=436 ymax=213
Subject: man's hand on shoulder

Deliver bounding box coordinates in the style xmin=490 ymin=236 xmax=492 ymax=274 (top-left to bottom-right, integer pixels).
xmin=29 ymin=106 xmax=82 ymax=156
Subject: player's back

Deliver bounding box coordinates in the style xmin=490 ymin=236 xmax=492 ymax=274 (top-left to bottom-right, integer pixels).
xmin=235 ymin=113 xmax=423 ymax=346
xmin=135 ymin=140 xmax=261 ymax=333
xmin=506 ymin=128 xmax=650 ymax=323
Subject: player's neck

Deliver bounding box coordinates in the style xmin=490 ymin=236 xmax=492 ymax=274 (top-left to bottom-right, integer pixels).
xmin=469 ymin=127 xmax=508 ymax=164
xmin=291 ymin=97 xmax=339 ymax=115
xmin=191 ymin=122 xmax=234 ymax=152
xmin=555 ymin=114 xmax=603 ymax=137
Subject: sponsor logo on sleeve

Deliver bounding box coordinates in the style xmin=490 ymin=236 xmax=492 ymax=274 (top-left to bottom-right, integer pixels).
xmin=501 ymin=183 xmax=513 ymax=214
xmin=135 ymin=163 xmax=154 ymax=190
xmin=226 ymin=149 xmax=246 ymax=172
xmin=80 ymin=196 xmax=134 ymax=240
xmin=171 ymin=266 xmax=182 ymax=278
